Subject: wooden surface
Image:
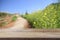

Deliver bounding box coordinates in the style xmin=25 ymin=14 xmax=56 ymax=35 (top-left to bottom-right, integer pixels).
xmin=0 ymin=29 xmax=60 ymax=38
xmin=0 ymin=38 xmax=60 ymax=40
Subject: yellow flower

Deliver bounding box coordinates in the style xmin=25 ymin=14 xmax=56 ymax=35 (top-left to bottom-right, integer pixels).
xmin=33 ymin=22 xmax=36 ymax=24
xmin=45 ymin=13 xmax=47 ymax=15
xmin=52 ymin=19 xmax=54 ymax=21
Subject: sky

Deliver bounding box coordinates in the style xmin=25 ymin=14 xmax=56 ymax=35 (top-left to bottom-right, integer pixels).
xmin=0 ymin=0 xmax=58 ymax=14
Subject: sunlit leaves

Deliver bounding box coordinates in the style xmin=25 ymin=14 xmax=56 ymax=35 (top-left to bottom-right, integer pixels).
xmin=23 ymin=3 xmax=60 ymax=29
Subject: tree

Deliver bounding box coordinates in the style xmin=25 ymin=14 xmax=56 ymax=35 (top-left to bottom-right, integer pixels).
xmin=58 ymin=0 xmax=60 ymax=3
xmin=25 ymin=11 xmax=28 ymax=15
xmin=0 ymin=12 xmax=8 ymax=17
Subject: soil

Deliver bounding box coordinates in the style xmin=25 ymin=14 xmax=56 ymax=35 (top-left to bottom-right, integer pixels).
xmin=0 ymin=21 xmax=15 ymax=29
xmin=0 ymin=16 xmax=30 ymax=31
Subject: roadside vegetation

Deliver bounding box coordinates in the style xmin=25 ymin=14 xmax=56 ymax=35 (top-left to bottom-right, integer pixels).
xmin=0 ymin=3 xmax=60 ymax=29
xmin=23 ymin=3 xmax=60 ymax=29
xmin=0 ymin=12 xmax=17 ymax=27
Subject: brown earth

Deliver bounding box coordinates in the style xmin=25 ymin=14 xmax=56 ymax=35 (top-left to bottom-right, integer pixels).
xmin=0 ymin=21 xmax=15 ymax=29
xmin=0 ymin=15 xmax=31 ymax=30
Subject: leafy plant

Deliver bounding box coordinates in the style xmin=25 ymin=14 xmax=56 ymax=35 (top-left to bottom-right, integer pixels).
xmin=11 ymin=16 xmax=17 ymax=22
xmin=0 ymin=22 xmax=8 ymax=27
xmin=23 ymin=3 xmax=60 ymax=29
xmin=0 ymin=12 xmax=8 ymax=17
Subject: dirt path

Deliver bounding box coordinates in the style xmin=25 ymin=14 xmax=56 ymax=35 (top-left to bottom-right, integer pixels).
xmin=0 ymin=16 xmax=30 ymax=32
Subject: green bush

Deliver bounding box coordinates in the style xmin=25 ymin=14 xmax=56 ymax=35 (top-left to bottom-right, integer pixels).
xmin=0 ymin=22 xmax=8 ymax=27
xmin=0 ymin=12 xmax=8 ymax=17
xmin=11 ymin=16 xmax=17 ymax=22
xmin=23 ymin=3 xmax=60 ymax=29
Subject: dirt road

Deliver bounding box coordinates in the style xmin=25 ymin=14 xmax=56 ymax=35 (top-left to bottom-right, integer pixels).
xmin=0 ymin=16 xmax=30 ymax=32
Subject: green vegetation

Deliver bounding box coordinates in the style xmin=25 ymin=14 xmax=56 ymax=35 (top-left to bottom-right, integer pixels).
xmin=0 ymin=12 xmax=8 ymax=17
xmin=11 ymin=16 xmax=17 ymax=22
xmin=23 ymin=3 xmax=60 ymax=29
xmin=0 ymin=3 xmax=60 ymax=29
xmin=0 ymin=22 xmax=8 ymax=26
xmin=0 ymin=12 xmax=17 ymax=27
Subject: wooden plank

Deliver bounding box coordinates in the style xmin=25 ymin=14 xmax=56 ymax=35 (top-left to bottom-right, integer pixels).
xmin=0 ymin=32 xmax=60 ymax=38
xmin=0 ymin=29 xmax=60 ymax=38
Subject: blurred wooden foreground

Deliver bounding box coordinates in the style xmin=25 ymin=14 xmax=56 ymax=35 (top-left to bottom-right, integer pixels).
xmin=0 ymin=29 xmax=60 ymax=38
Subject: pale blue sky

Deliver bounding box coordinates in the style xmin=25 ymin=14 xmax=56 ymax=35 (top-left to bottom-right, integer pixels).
xmin=0 ymin=0 xmax=57 ymax=14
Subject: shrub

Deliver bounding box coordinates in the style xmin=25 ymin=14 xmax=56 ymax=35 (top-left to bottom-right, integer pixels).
xmin=11 ymin=16 xmax=17 ymax=22
xmin=0 ymin=12 xmax=8 ymax=17
xmin=0 ymin=22 xmax=8 ymax=27
xmin=23 ymin=3 xmax=60 ymax=29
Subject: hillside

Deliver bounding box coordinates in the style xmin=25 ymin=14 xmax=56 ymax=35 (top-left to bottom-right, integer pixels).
xmin=23 ymin=3 xmax=60 ymax=29
xmin=0 ymin=12 xmax=17 ymax=28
